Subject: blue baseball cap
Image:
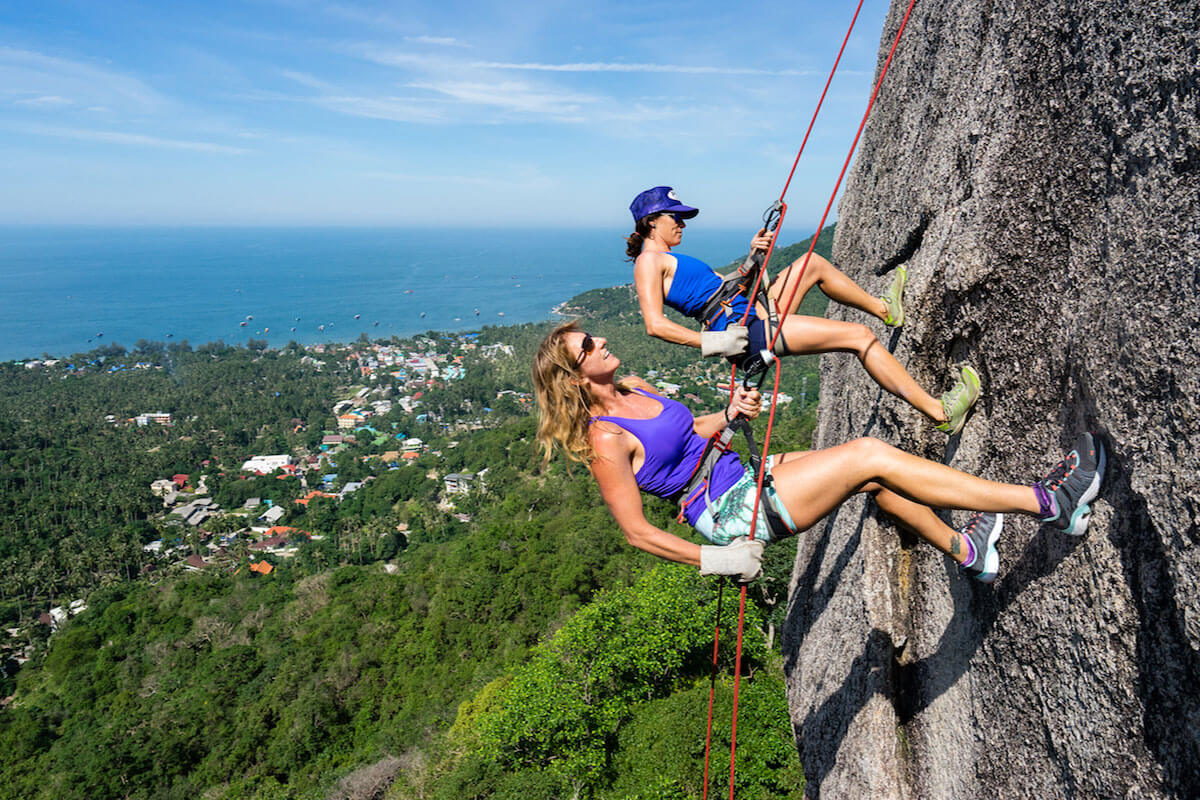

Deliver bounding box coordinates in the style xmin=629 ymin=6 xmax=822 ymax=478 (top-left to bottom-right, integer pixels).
xmin=629 ymin=186 xmax=699 ymax=223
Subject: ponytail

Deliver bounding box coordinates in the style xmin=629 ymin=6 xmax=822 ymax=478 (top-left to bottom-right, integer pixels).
xmin=623 ymin=214 xmax=660 ymax=261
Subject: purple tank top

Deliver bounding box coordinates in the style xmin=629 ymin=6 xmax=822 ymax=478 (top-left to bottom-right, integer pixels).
xmin=591 ymin=388 xmax=744 ymax=526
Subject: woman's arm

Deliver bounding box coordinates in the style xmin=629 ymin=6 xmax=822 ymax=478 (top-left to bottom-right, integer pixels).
xmin=692 ymin=386 xmax=762 ymax=439
xmin=632 ymin=253 xmax=703 ymax=348
xmin=589 ymin=425 xmax=702 ymax=566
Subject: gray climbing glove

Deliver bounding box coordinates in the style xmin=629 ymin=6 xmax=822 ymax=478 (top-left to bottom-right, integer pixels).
xmin=700 ymin=325 xmax=749 ymax=358
xmin=699 ymin=536 xmax=765 ymax=582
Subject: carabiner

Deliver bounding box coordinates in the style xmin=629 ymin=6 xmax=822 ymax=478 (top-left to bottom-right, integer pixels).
xmin=762 ymin=200 xmax=785 ymax=234
xmin=738 ymin=349 xmax=776 ymax=389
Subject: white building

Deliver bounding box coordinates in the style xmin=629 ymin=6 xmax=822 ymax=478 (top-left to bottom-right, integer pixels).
xmin=241 ymin=454 xmax=293 ymax=474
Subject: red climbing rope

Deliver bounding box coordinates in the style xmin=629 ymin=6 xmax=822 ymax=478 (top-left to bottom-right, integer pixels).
xmin=701 ymin=5 xmax=865 ymax=796
xmin=711 ymin=0 xmax=921 ymax=797
xmin=702 ymin=582 xmax=725 ymax=798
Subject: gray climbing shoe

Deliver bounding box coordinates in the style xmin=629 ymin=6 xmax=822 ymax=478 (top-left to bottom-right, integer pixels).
xmin=958 ymin=512 xmax=1003 ymax=583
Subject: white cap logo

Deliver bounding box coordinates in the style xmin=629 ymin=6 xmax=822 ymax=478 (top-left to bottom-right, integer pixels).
xmin=667 ymin=189 xmax=679 ymax=200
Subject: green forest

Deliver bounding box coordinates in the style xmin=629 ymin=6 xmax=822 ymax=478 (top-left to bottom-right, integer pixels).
xmin=0 ymin=228 xmax=833 ymax=799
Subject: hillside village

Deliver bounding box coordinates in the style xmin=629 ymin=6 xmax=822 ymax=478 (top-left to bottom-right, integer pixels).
xmin=8 ymin=326 xmax=801 ymax=670
xmin=136 ymin=336 xmax=507 ymax=580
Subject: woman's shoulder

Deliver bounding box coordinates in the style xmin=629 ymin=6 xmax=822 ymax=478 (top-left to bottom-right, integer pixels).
xmin=620 ymin=375 xmax=660 ymax=395
xmin=587 ymin=417 xmax=633 ymax=460
xmin=634 ymin=249 xmax=675 ymax=271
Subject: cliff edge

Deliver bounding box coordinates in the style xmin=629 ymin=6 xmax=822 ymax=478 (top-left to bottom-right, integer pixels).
xmin=783 ymin=1 xmax=1199 ymax=797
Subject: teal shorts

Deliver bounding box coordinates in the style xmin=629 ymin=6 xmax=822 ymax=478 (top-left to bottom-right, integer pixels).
xmin=692 ymin=456 xmax=797 ymax=546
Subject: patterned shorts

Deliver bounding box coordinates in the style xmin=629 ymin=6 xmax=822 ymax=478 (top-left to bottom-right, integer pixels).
xmin=692 ymin=456 xmax=797 ymax=546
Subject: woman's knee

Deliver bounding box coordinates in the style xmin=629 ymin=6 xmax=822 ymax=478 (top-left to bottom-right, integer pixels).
xmin=846 ymin=323 xmax=878 ymax=359
xmin=844 ymin=437 xmax=896 ymax=469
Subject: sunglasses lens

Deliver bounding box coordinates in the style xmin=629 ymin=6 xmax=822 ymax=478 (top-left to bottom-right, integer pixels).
xmin=576 ymin=333 xmax=594 ymax=366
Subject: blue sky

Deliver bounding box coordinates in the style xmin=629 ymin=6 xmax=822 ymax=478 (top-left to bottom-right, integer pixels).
xmin=0 ymin=0 xmax=892 ymax=230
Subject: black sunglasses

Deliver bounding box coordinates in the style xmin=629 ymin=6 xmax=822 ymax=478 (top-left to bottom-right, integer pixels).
xmin=575 ymin=333 xmax=595 ymax=366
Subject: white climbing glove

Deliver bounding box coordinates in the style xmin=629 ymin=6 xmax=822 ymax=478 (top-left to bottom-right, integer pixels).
xmin=699 ymin=536 xmax=765 ymax=582
xmin=700 ymin=325 xmax=749 ymax=358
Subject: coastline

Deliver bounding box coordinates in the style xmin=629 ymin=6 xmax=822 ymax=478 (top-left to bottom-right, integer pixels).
xmin=7 ymin=289 xmax=609 ymax=364
xmin=0 ymin=227 xmax=755 ymax=362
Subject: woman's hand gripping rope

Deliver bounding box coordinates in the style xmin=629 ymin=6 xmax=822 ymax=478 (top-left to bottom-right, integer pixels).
xmin=699 ymin=537 xmax=766 ymax=582
xmin=724 ymin=385 xmax=763 ymax=424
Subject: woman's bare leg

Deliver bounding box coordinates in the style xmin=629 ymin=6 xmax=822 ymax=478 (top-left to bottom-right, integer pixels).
xmin=770 ymin=452 xmax=965 ymax=559
xmin=768 ymin=253 xmax=888 ymax=321
xmin=871 ymin=485 xmax=964 ymax=561
xmin=775 ymin=315 xmax=945 ymax=422
xmin=767 ymin=438 xmax=1039 ymax=535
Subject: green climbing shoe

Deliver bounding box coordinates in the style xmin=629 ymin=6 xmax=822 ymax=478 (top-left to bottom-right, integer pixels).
xmin=881 ymin=265 xmax=907 ymax=327
xmin=935 ymin=365 xmax=981 ymax=435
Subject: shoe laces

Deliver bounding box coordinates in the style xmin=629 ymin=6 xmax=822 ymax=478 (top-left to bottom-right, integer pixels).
xmin=1042 ymin=451 xmax=1078 ymax=492
xmin=943 ymin=379 xmax=970 ymax=410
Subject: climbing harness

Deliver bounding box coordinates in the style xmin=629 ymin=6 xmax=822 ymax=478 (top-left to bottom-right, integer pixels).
xmin=674 ymin=358 xmax=792 ymax=543
xmin=700 ymin=0 xmax=920 ymax=797
xmin=695 ymin=201 xmax=786 ymax=367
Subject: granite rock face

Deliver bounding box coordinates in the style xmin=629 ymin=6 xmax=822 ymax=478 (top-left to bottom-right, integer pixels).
xmin=782 ymin=1 xmax=1199 ymax=797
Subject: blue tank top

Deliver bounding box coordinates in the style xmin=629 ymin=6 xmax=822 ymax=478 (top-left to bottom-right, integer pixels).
xmin=661 ymin=252 xmax=752 ymax=331
xmin=590 ymin=388 xmax=744 ymax=527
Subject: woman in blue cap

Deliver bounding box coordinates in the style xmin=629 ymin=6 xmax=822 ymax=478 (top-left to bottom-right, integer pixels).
xmin=626 ymin=186 xmax=979 ymax=434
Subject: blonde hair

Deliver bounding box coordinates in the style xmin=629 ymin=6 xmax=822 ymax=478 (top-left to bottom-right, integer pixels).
xmin=533 ymin=321 xmax=638 ymax=465
xmin=533 ymin=322 xmax=597 ymax=464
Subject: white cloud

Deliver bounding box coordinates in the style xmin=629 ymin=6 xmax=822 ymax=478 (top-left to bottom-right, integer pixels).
xmin=311 ymin=95 xmax=447 ymax=123
xmin=13 ymin=124 xmax=251 ymax=154
xmin=14 ymin=95 xmax=73 ymax=107
xmin=0 ymin=47 xmax=163 ymax=110
xmin=405 ymin=36 xmax=468 ymax=48
xmin=350 ymin=48 xmax=431 ymax=69
xmin=359 ymin=170 xmax=506 ymax=186
xmin=278 ymin=69 xmax=336 ymax=92
xmin=408 ymin=80 xmax=598 ymax=116
xmin=469 ymin=60 xmax=820 ymax=77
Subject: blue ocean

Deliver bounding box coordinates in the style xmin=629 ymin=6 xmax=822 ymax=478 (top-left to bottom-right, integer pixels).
xmin=0 ymin=226 xmax=760 ymax=362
